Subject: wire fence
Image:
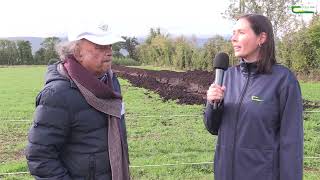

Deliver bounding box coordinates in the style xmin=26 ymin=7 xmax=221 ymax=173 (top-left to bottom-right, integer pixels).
xmin=0 ymin=111 xmax=319 ymax=177
xmin=1 ymin=158 xmax=320 ymax=176
xmin=0 ymin=109 xmax=319 ymax=123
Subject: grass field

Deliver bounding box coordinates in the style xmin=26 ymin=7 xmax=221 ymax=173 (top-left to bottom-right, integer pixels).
xmin=300 ymin=82 xmax=320 ymax=101
xmin=0 ymin=66 xmax=319 ymax=179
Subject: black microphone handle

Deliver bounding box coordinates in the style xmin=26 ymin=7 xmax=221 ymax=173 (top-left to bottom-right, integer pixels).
xmin=213 ymin=69 xmax=224 ymax=110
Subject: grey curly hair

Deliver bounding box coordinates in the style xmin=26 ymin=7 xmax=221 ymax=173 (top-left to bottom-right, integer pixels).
xmin=55 ymin=40 xmax=79 ymax=60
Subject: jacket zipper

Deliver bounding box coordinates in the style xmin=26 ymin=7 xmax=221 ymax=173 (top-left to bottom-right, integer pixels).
xmin=87 ymin=154 xmax=96 ymax=180
xmin=231 ymin=67 xmax=251 ymax=180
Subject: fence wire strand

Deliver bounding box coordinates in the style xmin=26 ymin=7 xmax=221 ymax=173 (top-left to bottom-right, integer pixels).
xmin=0 ymin=111 xmax=319 ymax=176
xmin=1 ymin=158 xmax=320 ymax=176
xmin=0 ymin=110 xmax=319 ymax=123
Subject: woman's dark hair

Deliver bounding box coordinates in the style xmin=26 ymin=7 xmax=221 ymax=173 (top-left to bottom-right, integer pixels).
xmin=239 ymin=14 xmax=276 ymax=73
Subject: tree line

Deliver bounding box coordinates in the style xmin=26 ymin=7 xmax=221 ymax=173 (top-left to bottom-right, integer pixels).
xmin=136 ymin=0 xmax=320 ymax=73
xmin=1 ymin=17 xmax=320 ymax=74
xmin=136 ymin=15 xmax=320 ymax=74
xmin=0 ymin=36 xmax=140 ymax=66
xmin=1 ymin=0 xmax=319 ymax=74
xmin=0 ymin=37 xmax=60 ymax=65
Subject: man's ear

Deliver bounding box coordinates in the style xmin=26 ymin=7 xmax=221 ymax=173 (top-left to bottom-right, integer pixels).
xmin=73 ymin=43 xmax=82 ymax=60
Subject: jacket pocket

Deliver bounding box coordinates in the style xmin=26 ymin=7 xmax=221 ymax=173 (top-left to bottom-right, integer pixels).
xmin=235 ymin=147 xmax=273 ymax=180
xmin=86 ymin=154 xmax=96 ymax=180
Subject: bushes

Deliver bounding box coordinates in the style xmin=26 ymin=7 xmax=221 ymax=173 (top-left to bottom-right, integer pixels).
xmin=112 ymin=57 xmax=141 ymax=66
xmin=278 ymin=16 xmax=320 ymax=73
xmin=137 ymin=33 xmax=232 ymax=71
xmin=135 ymin=17 xmax=320 ymax=74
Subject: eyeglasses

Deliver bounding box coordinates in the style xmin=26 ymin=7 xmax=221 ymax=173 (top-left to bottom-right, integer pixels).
xmin=94 ymin=44 xmax=112 ymax=51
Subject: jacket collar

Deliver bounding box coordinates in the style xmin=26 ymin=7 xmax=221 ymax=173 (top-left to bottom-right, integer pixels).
xmin=56 ymin=62 xmax=78 ymax=89
xmin=239 ymin=59 xmax=258 ymax=76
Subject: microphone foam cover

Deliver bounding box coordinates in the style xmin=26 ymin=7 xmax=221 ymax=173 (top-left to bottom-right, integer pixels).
xmin=213 ymin=52 xmax=229 ymax=70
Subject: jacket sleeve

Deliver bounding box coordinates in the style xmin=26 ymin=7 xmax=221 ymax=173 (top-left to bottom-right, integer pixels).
xmin=203 ymin=101 xmax=224 ymax=135
xmin=26 ymin=87 xmax=72 ymax=180
xmin=279 ymin=80 xmax=303 ymax=180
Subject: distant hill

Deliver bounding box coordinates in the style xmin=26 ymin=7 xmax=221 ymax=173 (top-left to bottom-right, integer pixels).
xmin=136 ymin=37 xmax=209 ymax=47
xmin=137 ymin=35 xmax=231 ymax=47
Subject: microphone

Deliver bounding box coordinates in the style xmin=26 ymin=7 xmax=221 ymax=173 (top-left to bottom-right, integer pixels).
xmin=213 ymin=52 xmax=229 ymax=109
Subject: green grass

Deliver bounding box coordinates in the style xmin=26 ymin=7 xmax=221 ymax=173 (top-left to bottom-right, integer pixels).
xmin=121 ymin=80 xmax=214 ymax=179
xmin=300 ymin=82 xmax=320 ymax=101
xmin=0 ymin=66 xmax=45 ymax=165
xmin=0 ymin=66 xmax=319 ymax=179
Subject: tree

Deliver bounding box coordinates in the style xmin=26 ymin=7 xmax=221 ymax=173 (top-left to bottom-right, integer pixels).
xmin=120 ymin=36 xmax=139 ymax=60
xmin=149 ymin=36 xmax=173 ymax=66
xmin=0 ymin=40 xmax=19 ymax=65
xmin=172 ymin=36 xmax=194 ymax=70
xmin=112 ymin=42 xmax=124 ymax=58
xmin=202 ymin=35 xmax=233 ymax=71
xmin=280 ymin=31 xmax=310 ymax=72
xmin=223 ymin=0 xmax=301 ymax=37
xmin=278 ymin=16 xmax=320 ymax=73
xmin=137 ymin=28 xmax=173 ymax=66
xmin=41 ymin=37 xmax=61 ymax=64
xmin=16 ymin=40 xmax=33 ymax=65
xmin=145 ymin=28 xmax=168 ymax=44
xmin=136 ymin=44 xmax=152 ymax=64
xmin=34 ymin=48 xmax=46 ymax=65
xmin=307 ymin=16 xmax=320 ymax=69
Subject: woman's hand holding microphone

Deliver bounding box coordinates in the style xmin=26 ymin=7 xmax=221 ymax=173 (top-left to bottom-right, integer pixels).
xmin=207 ymin=83 xmax=225 ymax=106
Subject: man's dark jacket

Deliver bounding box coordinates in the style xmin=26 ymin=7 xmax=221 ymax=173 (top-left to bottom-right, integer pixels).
xmin=26 ymin=62 xmax=128 ymax=180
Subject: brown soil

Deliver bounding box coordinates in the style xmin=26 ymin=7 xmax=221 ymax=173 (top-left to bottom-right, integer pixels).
xmin=113 ymin=65 xmax=320 ymax=109
xmin=113 ymin=65 xmax=212 ymax=105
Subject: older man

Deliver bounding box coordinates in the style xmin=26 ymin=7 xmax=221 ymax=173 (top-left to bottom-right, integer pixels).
xmin=26 ymin=25 xmax=129 ymax=180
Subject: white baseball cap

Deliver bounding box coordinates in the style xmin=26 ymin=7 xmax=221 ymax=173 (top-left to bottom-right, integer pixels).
xmin=67 ymin=24 xmax=124 ymax=45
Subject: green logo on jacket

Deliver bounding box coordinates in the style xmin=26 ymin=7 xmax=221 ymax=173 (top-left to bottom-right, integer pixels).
xmin=251 ymin=96 xmax=264 ymax=102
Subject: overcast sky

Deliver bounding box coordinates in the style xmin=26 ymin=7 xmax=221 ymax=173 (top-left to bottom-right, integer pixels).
xmin=0 ymin=0 xmax=317 ymax=38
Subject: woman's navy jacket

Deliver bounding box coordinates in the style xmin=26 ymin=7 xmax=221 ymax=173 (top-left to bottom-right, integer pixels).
xmin=204 ymin=61 xmax=303 ymax=180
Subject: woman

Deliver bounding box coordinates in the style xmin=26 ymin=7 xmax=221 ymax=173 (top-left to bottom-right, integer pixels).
xmin=204 ymin=14 xmax=303 ymax=180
